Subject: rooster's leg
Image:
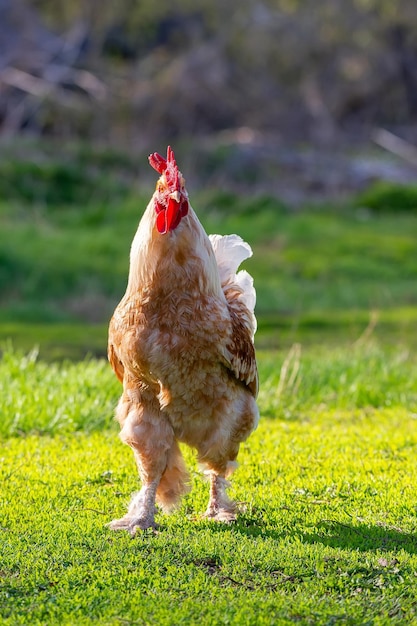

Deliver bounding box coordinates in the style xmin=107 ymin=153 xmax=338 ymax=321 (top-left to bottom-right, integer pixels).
xmin=205 ymin=472 xmax=237 ymax=523
xmin=109 ymin=400 xmax=174 ymax=534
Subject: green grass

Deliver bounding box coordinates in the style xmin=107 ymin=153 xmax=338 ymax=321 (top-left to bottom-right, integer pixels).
xmin=1 ymin=345 xmax=417 ymax=624
xmin=0 ymin=325 xmax=108 ymax=361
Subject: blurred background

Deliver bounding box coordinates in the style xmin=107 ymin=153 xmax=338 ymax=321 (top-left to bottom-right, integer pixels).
xmin=1 ymin=0 xmax=417 ymax=358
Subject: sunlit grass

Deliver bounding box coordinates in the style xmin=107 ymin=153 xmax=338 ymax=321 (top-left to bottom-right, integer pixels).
xmin=0 ymin=347 xmax=118 ymax=437
xmin=1 ymin=343 xmax=416 ymax=438
xmin=1 ymin=344 xmax=417 ymax=624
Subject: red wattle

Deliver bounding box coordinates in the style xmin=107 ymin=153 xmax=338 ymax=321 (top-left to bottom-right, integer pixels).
xmin=155 ymin=200 xmax=183 ymax=234
xmin=166 ymin=198 xmax=179 ymax=231
xmin=156 ymin=210 xmax=167 ymax=234
xmin=180 ymin=199 xmax=189 ymax=217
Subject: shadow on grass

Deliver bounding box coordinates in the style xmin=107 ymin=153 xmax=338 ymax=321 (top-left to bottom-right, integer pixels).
xmin=202 ymin=517 xmax=417 ymax=555
xmin=299 ymin=520 xmax=417 ymax=555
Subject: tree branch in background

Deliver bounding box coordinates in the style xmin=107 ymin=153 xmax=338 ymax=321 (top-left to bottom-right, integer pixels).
xmin=372 ymin=128 xmax=417 ymax=168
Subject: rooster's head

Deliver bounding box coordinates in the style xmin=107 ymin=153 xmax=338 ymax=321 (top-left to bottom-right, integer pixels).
xmin=148 ymin=146 xmax=189 ymax=234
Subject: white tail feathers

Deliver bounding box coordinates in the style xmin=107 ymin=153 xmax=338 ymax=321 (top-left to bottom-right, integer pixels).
xmin=235 ymin=269 xmax=256 ymax=313
xmin=209 ymin=234 xmax=253 ymax=284
xmin=209 ymin=234 xmax=257 ymax=333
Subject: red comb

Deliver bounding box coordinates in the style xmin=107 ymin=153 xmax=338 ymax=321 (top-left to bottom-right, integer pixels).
xmin=167 ymin=145 xmax=177 ymax=167
xmin=149 ymin=146 xmax=185 ymax=234
xmin=148 ymin=145 xmax=178 ymax=175
xmin=148 ymin=151 xmax=167 ymax=174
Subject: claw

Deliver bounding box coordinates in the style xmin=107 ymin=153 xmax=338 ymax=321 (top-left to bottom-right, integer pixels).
xmin=205 ymin=509 xmax=237 ymax=523
xmin=109 ymin=515 xmax=158 ymax=533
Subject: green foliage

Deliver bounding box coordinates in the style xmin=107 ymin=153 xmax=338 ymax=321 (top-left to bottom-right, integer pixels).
xmin=1 ymin=345 xmax=417 ymax=624
xmin=357 ymin=182 xmax=417 ymax=213
xmin=200 ymin=189 xmax=288 ymax=217
xmin=0 ymin=160 xmax=129 ymax=206
xmin=202 ymin=202 xmax=417 ymax=320
xmin=1 ymin=171 xmax=417 ymax=346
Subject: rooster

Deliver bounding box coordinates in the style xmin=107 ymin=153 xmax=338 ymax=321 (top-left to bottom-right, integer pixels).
xmin=108 ymin=146 xmax=258 ymax=533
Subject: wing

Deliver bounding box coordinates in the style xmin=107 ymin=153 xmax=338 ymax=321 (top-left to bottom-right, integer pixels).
xmin=223 ymin=287 xmax=259 ymax=397
xmin=210 ymin=234 xmax=258 ymax=397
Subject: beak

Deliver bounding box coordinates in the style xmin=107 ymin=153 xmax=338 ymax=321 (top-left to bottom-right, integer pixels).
xmin=169 ymin=190 xmax=181 ymax=203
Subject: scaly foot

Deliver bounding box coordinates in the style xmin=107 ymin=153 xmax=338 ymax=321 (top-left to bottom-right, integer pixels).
xmin=205 ymin=474 xmax=237 ymax=523
xmin=109 ymin=484 xmax=158 ymax=535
